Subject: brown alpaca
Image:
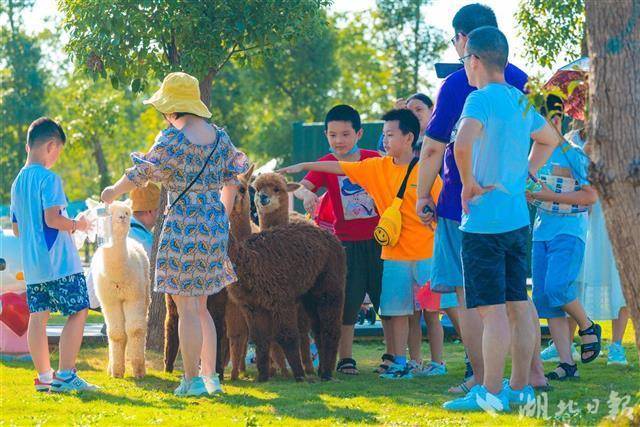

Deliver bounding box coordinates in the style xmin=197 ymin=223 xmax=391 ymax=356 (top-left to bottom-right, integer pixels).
xmin=224 ymin=168 xmax=289 ymax=380
xmin=253 ymin=173 xmax=318 ymax=376
xmin=227 ymin=191 xmax=346 ymax=381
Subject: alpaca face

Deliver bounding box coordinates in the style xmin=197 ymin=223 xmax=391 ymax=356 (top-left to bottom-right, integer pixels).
xmin=108 ymin=200 xmax=133 ymax=237
xmin=253 ymin=173 xmax=300 ymax=215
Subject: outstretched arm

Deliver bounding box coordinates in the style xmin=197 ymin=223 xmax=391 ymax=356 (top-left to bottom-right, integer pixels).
xmin=101 ymin=174 xmax=137 ymax=204
xmin=277 ymin=161 xmax=343 ymax=176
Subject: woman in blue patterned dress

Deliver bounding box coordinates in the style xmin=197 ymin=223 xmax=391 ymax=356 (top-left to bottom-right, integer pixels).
xmin=101 ymin=72 xmax=249 ymax=396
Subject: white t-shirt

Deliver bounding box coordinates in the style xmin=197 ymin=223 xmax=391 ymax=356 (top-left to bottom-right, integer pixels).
xmin=10 ymin=164 xmax=82 ymax=285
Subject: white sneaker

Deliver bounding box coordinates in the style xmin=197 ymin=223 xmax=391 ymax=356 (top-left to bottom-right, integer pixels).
xmin=203 ymin=374 xmax=224 ymax=395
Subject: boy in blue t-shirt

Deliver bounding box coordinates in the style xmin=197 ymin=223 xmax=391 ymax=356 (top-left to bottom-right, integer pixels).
xmin=442 ymin=27 xmax=560 ymax=412
xmin=10 ymin=117 xmax=97 ymax=393
xmin=528 ymin=102 xmax=600 ymax=381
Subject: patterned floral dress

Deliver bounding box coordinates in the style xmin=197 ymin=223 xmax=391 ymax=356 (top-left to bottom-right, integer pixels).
xmin=126 ymin=126 xmax=249 ymax=296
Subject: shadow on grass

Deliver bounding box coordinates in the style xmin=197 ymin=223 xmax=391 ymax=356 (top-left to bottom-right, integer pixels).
xmin=72 ymin=388 xmax=192 ymax=410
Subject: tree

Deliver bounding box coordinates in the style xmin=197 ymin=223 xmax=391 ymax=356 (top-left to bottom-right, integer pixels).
xmin=0 ymin=0 xmax=48 ymax=203
xmin=331 ymin=11 xmax=396 ymax=119
xmin=47 ymin=75 xmax=161 ymax=200
xmin=584 ymin=0 xmax=640 ymax=356
xmin=60 ymin=0 xmax=332 ymax=351
xmin=376 ymin=0 xmax=447 ymax=95
xmin=516 ymin=0 xmax=586 ymax=69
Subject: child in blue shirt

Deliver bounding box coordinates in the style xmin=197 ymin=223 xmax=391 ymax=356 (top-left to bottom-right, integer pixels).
xmin=528 ymin=102 xmax=600 ymax=381
xmin=442 ymin=27 xmax=560 ymax=412
xmin=10 ymin=117 xmax=97 ymax=393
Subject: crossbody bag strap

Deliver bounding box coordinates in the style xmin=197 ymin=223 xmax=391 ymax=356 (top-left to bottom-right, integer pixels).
xmin=165 ymin=129 xmax=221 ymax=214
xmin=395 ymin=157 xmax=419 ymax=200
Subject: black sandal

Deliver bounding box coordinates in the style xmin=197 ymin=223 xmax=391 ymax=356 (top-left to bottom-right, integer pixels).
xmin=374 ymin=353 xmax=394 ymax=373
xmin=578 ymin=321 xmax=602 ymax=363
xmin=336 ymin=358 xmax=359 ymax=375
xmin=545 ymin=362 xmax=579 ymax=381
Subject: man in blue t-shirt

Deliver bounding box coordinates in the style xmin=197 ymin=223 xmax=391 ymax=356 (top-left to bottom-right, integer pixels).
xmin=441 ymin=27 xmax=560 ymax=413
xmin=416 ymin=3 xmax=541 ymax=395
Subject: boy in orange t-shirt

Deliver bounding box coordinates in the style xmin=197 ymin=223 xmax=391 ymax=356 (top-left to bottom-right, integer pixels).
xmin=280 ymin=109 xmax=442 ymax=379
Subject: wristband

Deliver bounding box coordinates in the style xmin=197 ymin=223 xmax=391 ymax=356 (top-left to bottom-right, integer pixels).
xmin=72 ymin=219 xmax=77 ymax=233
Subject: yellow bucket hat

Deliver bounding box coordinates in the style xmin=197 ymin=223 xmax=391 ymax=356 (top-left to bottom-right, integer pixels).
xmin=130 ymin=182 xmax=161 ymax=212
xmin=143 ymin=72 xmax=212 ymax=118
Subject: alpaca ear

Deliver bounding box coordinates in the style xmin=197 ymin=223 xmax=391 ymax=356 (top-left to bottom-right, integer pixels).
xmin=286 ymin=182 xmax=301 ymax=193
xmin=124 ymin=199 xmax=133 ymax=209
xmin=239 ymin=164 xmax=254 ymax=183
xmin=85 ymin=198 xmax=99 ymax=209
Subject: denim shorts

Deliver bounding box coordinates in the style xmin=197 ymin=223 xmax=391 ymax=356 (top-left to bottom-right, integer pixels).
xmin=26 ymin=273 xmax=90 ymax=316
xmin=430 ymin=217 xmax=463 ymax=293
xmin=461 ymin=226 xmax=529 ymax=309
xmin=532 ymin=235 xmax=585 ymax=319
xmin=380 ymin=259 xmax=431 ymax=316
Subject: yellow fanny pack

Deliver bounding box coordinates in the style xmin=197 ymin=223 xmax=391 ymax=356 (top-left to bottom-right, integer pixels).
xmin=374 ymin=158 xmax=418 ymax=247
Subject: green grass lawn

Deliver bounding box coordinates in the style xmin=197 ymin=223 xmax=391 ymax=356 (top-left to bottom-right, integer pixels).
xmin=1 ymin=322 xmax=638 ymax=426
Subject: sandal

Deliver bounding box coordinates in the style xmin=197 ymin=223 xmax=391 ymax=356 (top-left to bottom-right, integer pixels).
xmin=448 ymin=378 xmax=473 ymax=394
xmin=373 ymin=353 xmax=394 ymax=374
xmin=545 ymin=362 xmax=579 ymax=381
xmin=336 ymin=358 xmax=359 ymax=375
xmin=533 ymin=379 xmax=554 ymax=392
xmin=578 ymin=320 xmax=602 ymax=363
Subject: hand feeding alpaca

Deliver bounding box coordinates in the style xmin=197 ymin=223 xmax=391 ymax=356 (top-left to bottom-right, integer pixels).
xmin=92 ymin=200 xmax=150 ymax=378
xmin=227 ymin=175 xmax=346 ymax=382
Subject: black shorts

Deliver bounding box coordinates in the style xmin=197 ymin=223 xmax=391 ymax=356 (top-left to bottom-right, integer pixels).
xmin=461 ymin=226 xmax=529 ymax=309
xmin=342 ymin=239 xmax=383 ymax=325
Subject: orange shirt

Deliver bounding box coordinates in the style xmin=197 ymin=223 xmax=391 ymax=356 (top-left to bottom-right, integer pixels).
xmin=340 ymin=156 xmax=442 ymax=261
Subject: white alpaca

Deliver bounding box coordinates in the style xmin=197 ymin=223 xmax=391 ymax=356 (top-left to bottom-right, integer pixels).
xmin=92 ymin=200 xmax=150 ymax=378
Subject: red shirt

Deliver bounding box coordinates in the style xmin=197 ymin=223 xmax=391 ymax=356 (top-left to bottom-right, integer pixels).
xmin=304 ymin=150 xmax=380 ymax=241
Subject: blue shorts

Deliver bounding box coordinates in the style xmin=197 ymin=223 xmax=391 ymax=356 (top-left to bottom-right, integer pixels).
xmin=26 ymin=273 xmax=90 ymax=316
xmin=381 ymin=259 xmax=431 ymax=316
xmin=461 ymin=227 xmax=529 ymax=309
xmin=532 ymin=235 xmax=585 ymax=319
xmin=430 ymin=217 xmax=463 ymax=293
xmin=440 ymin=292 xmax=459 ymax=309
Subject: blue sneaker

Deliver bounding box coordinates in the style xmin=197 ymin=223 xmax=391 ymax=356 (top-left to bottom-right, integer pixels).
xmin=607 ymin=343 xmax=628 ymax=366
xmin=174 ymin=376 xmax=208 ymax=397
xmin=541 ymin=341 xmax=580 ymax=362
xmin=412 ymin=361 xmax=447 ymax=377
xmin=503 ymin=379 xmax=535 ymax=406
xmin=379 ymin=363 xmax=414 ymax=380
xmin=50 ymin=371 xmax=99 ymax=393
xmin=443 ymin=385 xmax=510 ymax=412
xmin=540 ymin=341 xmax=560 ymax=362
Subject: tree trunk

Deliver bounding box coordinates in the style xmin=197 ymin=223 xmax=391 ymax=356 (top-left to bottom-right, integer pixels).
xmin=146 ymin=190 xmax=167 ymax=352
xmin=585 ymin=0 xmax=640 ymax=357
xmin=199 ymin=72 xmax=214 ymax=109
xmin=92 ymin=138 xmax=111 ymax=193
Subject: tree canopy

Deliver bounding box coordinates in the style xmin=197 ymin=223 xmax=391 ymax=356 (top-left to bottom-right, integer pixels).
xmin=515 ymin=0 xmax=585 ymax=69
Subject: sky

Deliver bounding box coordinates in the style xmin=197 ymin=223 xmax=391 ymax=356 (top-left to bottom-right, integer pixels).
xmin=20 ymin=0 xmax=561 ymax=84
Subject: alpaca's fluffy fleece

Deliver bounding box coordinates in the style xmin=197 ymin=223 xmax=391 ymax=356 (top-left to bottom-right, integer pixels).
xmin=93 ymin=200 xmax=150 ymax=378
